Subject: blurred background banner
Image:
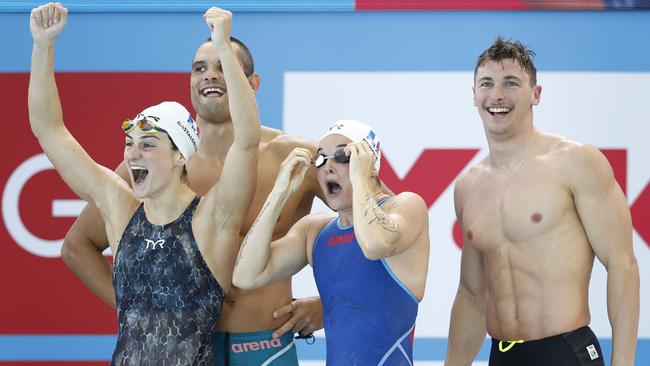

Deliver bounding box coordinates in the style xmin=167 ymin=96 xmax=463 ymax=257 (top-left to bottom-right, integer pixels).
xmin=1 ymin=2 xmax=649 ymax=365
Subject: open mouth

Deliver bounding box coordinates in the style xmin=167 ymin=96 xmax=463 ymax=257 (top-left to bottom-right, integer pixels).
xmin=131 ymin=166 xmax=149 ymax=185
xmin=487 ymin=106 xmax=512 ymax=117
xmin=200 ymin=86 xmax=226 ymax=97
xmin=327 ymin=181 xmax=342 ymax=195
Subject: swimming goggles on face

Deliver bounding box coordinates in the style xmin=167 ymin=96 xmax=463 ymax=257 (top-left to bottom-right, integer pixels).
xmin=313 ymin=148 xmax=350 ymax=168
xmin=121 ymin=114 xmax=167 ymax=134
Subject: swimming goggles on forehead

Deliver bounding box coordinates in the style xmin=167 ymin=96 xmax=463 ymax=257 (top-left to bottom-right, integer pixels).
xmin=121 ymin=114 xmax=167 ymax=134
xmin=313 ymin=148 xmax=350 ymax=168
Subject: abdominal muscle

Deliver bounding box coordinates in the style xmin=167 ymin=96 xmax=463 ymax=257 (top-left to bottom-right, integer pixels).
xmin=483 ymin=238 xmax=594 ymax=341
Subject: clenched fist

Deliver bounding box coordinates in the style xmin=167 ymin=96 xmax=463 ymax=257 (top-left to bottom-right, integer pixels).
xmin=30 ymin=2 xmax=68 ymax=45
xmin=203 ymin=7 xmax=232 ymax=49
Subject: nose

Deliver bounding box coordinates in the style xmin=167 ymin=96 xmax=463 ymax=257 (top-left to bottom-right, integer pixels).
xmin=204 ymin=65 xmax=220 ymax=81
xmin=323 ymin=157 xmax=336 ymax=173
xmin=490 ymin=84 xmax=505 ymax=101
xmin=125 ymin=144 xmax=142 ymax=160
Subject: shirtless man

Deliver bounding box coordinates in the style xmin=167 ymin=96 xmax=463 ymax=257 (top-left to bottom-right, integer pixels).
xmin=445 ymin=37 xmax=640 ymax=366
xmin=30 ymin=4 xmax=261 ymax=363
xmin=61 ymin=7 xmax=325 ymax=365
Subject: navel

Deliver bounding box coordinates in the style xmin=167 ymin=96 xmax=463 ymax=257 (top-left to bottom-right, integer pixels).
xmin=467 ymin=230 xmax=474 ymax=240
xmin=531 ymin=212 xmax=543 ymax=224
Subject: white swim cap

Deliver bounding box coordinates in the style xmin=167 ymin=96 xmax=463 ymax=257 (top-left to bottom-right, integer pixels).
xmin=320 ymin=119 xmax=381 ymax=172
xmin=133 ymin=101 xmax=200 ymax=161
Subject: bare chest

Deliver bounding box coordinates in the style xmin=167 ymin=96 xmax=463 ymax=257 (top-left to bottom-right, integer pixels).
xmin=187 ymin=154 xmax=312 ymax=237
xmin=461 ymin=165 xmax=575 ymax=249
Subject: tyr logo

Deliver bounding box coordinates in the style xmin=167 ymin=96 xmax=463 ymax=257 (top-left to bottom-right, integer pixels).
xmin=145 ymin=239 xmax=165 ymax=250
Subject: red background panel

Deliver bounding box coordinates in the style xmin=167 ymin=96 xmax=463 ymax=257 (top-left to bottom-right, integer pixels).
xmin=0 ymin=72 xmax=192 ymax=334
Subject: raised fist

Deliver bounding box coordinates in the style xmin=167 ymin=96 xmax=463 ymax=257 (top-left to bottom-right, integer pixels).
xmin=30 ymin=2 xmax=68 ymax=44
xmin=203 ymin=7 xmax=232 ymax=48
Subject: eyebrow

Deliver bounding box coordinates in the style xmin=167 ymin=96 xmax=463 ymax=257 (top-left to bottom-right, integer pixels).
xmin=192 ymin=60 xmax=223 ymax=69
xmin=477 ymin=75 xmax=522 ymax=83
xmin=126 ymin=134 xmax=161 ymax=140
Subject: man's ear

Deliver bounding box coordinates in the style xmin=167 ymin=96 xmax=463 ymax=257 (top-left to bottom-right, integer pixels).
xmin=249 ymin=73 xmax=261 ymax=93
xmin=532 ymin=84 xmax=542 ymax=106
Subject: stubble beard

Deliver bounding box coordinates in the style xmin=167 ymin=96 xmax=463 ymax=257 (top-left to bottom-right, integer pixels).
xmin=195 ymin=98 xmax=232 ymax=125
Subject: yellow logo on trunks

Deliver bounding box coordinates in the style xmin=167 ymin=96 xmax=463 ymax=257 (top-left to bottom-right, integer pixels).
xmin=498 ymin=339 xmax=524 ymax=352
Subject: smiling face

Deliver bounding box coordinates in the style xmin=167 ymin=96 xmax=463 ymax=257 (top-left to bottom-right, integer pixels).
xmin=190 ymin=42 xmax=231 ymax=123
xmin=190 ymin=41 xmax=258 ymax=125
xmin=316 ymin=134 xmax=354 ymax=212
xmin=473 ymin=58 xmax=541 ymax=138
xmin=124 ymin=128 xmax=184 ymax=199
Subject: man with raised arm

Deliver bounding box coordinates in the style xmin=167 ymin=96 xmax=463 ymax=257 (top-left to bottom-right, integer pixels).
xmin=60 ymin=6 xmax=328 ymax=365
xmin=29 ymin=4 xmax=260 ymax=363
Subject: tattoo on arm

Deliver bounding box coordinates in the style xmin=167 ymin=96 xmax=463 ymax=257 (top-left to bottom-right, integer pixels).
xmin=236 ymin=200 xmax=270 ymax=266
xmin=363 ymin=195 xmax=398 ymax=232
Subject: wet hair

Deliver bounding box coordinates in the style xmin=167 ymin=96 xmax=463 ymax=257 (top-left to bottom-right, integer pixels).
xmin=202 ymin=36 xmax=254 ymax=77
xmin=475 ymin=36 xmax=537 ymax=86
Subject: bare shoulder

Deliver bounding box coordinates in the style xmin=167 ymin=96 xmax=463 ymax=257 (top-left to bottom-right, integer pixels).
xmin=261 ymin=128 xmax=317 ymax=158
xmin=302 ymin=211 xmax=336 ymax=233
xmin=299 ymin=211 xmax=336 ymax=249
xmin=549 ymin=135 xmax=602 ymax=159
xmin=455 ymin=156 xmax=489 ymax=195
xmin=544 ymin=133 xmax=615 ymax=190
xmin=386 ymin=192 xmax=427 ymax=213
xmin=546 ymin=134 xmax=611 ymax=174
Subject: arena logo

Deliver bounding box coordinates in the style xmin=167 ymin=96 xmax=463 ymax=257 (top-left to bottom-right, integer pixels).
xmin=3 ymin=149 xmax=649 ymax=258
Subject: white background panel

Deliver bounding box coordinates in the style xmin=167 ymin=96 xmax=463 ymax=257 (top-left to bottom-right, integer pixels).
xmin=284 ymin=71 xmax=650 ymax=339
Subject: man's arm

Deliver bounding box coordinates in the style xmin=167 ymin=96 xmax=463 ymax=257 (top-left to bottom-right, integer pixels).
xmin=569 ymin=144 xmax=639 ymax=366
xmin=348 ymin=141 xmax=427 ymax=260
xmin=445 ymin=177 xmax=487 ymax=366
xmin=61 ymin=162 xmax=130 ymax=308
xmin=271 ymin=296 xmax=323 ymax=339
xmin=62 ymin=204 xmax=114 ymax=306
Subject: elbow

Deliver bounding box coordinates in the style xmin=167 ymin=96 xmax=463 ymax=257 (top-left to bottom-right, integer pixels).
xmin=232 ymin=275 xmax=255 ymax=291
xmin=359 ymin=239 xmax=394 ymax=261
xmin=608 ymin=254 xmax=641 ymax=285
xmin=60 ymin=234 xmax=77 ymax=268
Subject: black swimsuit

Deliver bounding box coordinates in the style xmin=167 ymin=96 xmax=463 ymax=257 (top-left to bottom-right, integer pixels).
xmin=111 ymin=197 xmax=224 ymax=365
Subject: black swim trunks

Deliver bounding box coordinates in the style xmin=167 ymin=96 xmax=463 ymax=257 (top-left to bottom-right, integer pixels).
xmin=489 ymin=326 xmax=605 ymax=366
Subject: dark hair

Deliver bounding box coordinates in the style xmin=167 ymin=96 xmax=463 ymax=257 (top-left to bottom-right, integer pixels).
xmin=475 ymin=36 xmax=537 ymax=86
xmin=169 ymin=138 xmax=189 ymax=183
xmin=203 ymin=36 xmax=254 ymax=77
